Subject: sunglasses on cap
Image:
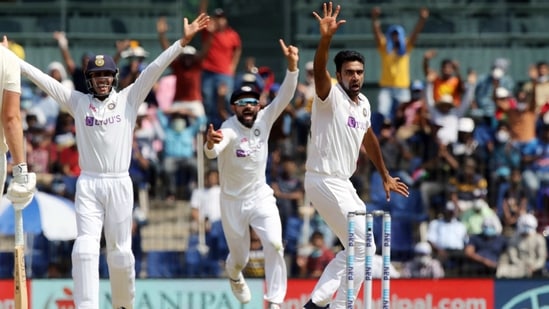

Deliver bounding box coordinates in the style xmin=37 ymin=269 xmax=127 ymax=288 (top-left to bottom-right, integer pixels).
xmin=233 ymin=98 xmax=260 ymax=106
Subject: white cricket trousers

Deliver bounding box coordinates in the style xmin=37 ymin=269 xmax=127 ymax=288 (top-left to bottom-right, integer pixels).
xmin=72 ymin=172 xmax=135 ymax=309
xmin=221 ymin=192 xmax=287 ymax=304
xmin=304 ymin=172 xmax=375 ymax=309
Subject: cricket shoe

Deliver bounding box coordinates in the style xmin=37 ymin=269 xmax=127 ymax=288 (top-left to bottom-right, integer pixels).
xmin=229 ymin=273 xmax=251 ymax=303
xmin=303 ymin=299 xmax=329 ymax=308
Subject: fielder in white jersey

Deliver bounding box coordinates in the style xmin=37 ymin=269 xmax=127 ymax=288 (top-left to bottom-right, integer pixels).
xmin=303 ymin=4 xmax=409 ymax=309
xmin=0 ymin=39 xmax=36 ymax=214
xmin=205 ymin=39 xmax=299 ymax=308
xmin=13 ymin=14 xmax=210 ymax=309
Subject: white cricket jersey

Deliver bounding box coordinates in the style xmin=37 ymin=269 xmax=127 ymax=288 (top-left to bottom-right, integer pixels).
xmin=0 ymin=47 xmax=21 ymax=154
xmin=20 ymin=41 xmax=185 ymax=174
xmin=205 ymin=70 xmax=298 ymax=199
xmin=306 ymin=83 xmax=371 ymax=178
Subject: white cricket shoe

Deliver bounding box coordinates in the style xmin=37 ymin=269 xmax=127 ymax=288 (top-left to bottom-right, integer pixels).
xmin=229 ymin=273 xmax=251 ymax=304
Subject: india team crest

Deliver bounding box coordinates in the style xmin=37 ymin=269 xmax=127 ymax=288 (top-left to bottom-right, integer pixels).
xmin=254 ymin=128 xmax=260 ymax=136
xmin=95 ymin=55 xmax=105 ymax=67
xmin=108 ymin=103 xmax=116 ymax=110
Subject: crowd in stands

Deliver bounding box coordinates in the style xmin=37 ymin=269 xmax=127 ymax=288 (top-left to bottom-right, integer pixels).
xmin=2 ymin=4 xmax=549 ymax=281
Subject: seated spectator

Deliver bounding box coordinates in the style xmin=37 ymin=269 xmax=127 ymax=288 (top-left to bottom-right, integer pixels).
xmin=157 ymin=108 xmax=206 ymax=200
xmin=55 ymin=132 xmax=80 ymax=199
xmin=463 ymin=216 xmax=507 ymax=277
xmin=448 ymin=158 xmax=488 ymax=215
xmin=394 ymin=80 xmax=429 ymax=143
xmin=488 ymin=122 xmax=521 ymax=207
xmin=427 ymin=201 xmax=468 ymax=276
xmin=460 ymin=198 xmax=501 ymax=236
xmin=296 ymin=231 xmax=335 ymax=278
xmin=378 ymin=119 xmax=414 ymax=186
xmin=271 ymin=157 xmax=304 ymax=275
xmin=500 ymin=169 xmax=529 ymax=237
xmin=522 ymin=123 xmax=549 ymax=207
xmin=242 ymin=228 xmax=265 ymax=278
xmin=189 ymin=169 xmax=226 ymax=277
xmin=401 ymin=241 xmax=444 ymax=279
xmin=496 ymin=213 xmax=547 ymax=278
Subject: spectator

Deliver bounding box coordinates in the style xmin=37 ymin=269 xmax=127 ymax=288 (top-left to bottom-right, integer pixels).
xmin=521 ymin=61 xmax=549 ymax=113
xmin=298 ymin=231 xmax=335 ymax=278
xmin=451 ymin=117 xmax=485 ymax=169
xmin=189 ymin=169 xmax=227 ymax=277
xmin=463 ymin=215 xmax=507 ymax=277
xmin=371 ymin=6 xmax=429 ymax=121
xmin=242 ymin=228 xmax=265 ymax=278
xmin=199 ymin=1 xmax=242 ymax=128
xmin=271 ymin=156 xmax=304 ymax=274
xmin=294 ymin=61 xmax=315 ymax=157
xmin=460 ymin=198 xmax=501 ymax=236
xmin=487 ymin=121 xmax=522 ymax=207
xmin=522 ymin=123 xmax=549 ymax=207
xmin=448 ymin=158 xmax=488 ymax=215
xmin=157 ymin=109 xmax=205 ymax=201
xmin=157 ymin=16 xmax=210 ymax=118
xmin=52 ymin=31 xmax=91 ymax=93
xmin=471 ymin=58 xmax=515 ymax=145
xmin=55 ymin=132 xmax=79 ymax=199
xmin=31 ymin=61 xmax=75 ymax=133
xmin=378 ymin=118 xmax=414 ymax=186
xmin=118 ymin=40 xmax=149 ymax=90
xmin=500 ymin=168 xmax=529 ymax=237
xmin=394 ymin=80 xmax=429 ymax=143
xmin=427 ymin=201 xmax=468 ymax=276
xmin=425 ymin=69 xmax=475 ymax=146
xmin=423 ymin=49 xmax=463 ymax=107
xmin=497 ymin=213 xmax=547 ymax=278
xmin=401 ymin=241 xmax=445 ymax=278
xmin=134 ymin=103 xmax=164 ymax=199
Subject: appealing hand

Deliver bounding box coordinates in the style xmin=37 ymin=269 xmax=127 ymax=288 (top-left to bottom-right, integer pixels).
xmin=312 ymin=2 xmax=346 ymax=38
xmin=279 ymin=39 xmax=299 ymax=72
xmin=7 ymin=163 xmax=36 ymax=210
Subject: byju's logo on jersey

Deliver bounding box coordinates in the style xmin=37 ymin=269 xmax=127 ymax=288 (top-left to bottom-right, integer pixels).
xmin=85 ymin=115 xmax=122 ymax=126
xmin=347 ymin=116 xmax=367 ymax=130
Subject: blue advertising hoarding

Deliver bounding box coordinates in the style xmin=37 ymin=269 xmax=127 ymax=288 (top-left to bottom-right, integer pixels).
xmin=496 ymin=280 xmax=549 ymax=309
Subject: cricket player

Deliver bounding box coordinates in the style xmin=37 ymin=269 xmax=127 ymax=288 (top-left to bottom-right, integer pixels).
xmin=12 ymin=14 xmax=209 ymax=309
xmin=0 ymin=39 xmax=36 ymax=212
xmin=302 ymin=3 xmax=409 ymax=309
xmin=204 ymin=39 xmax=299 ymax=309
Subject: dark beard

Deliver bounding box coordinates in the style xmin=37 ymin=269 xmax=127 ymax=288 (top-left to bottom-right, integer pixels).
xmin=237 ymin=113 xmax=257 ymax=128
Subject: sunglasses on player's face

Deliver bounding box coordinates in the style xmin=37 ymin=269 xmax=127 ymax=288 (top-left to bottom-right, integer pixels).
xmin=234 ymin=98 xmax=260 ymax=106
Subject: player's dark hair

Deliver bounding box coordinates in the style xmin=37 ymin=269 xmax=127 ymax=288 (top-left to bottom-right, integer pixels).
xmin=333 ymin=50 xmax=365 ymax=73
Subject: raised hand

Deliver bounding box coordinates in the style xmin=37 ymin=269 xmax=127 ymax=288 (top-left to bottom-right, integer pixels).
xmin=157 ymin=17 xmax=169 ymax=34
xmin=279 ymin=39 xmax=299 ymax=72
xmin=182 ymin=13 xmax=210 ymax=45
xmin=312 ymin=2 xmax=346 ymax=38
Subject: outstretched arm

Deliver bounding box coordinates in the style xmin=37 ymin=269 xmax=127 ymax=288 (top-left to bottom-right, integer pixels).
xmin=53 ymin=32 xmax=77 ymax=75
xmin=130 ymin=13 xmax=210 ymax=104
xmin=362 ymin=128 xmax=409 ymax=200
xmin=312 ymin=2 xmax=346 ymax=100
xmin=407 ymin=7 xmax=429 ymax=47
xmin=157 ymin=17 xmax=171 ymax=51
xmin=262 ymin=39 xmax=299 ymax=125
xmin=371 ymin=6 xmax=384 ymax=48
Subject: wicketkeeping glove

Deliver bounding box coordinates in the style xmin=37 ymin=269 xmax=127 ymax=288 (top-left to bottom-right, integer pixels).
xmin=7 ymin=163 xmax=36 ymax=210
